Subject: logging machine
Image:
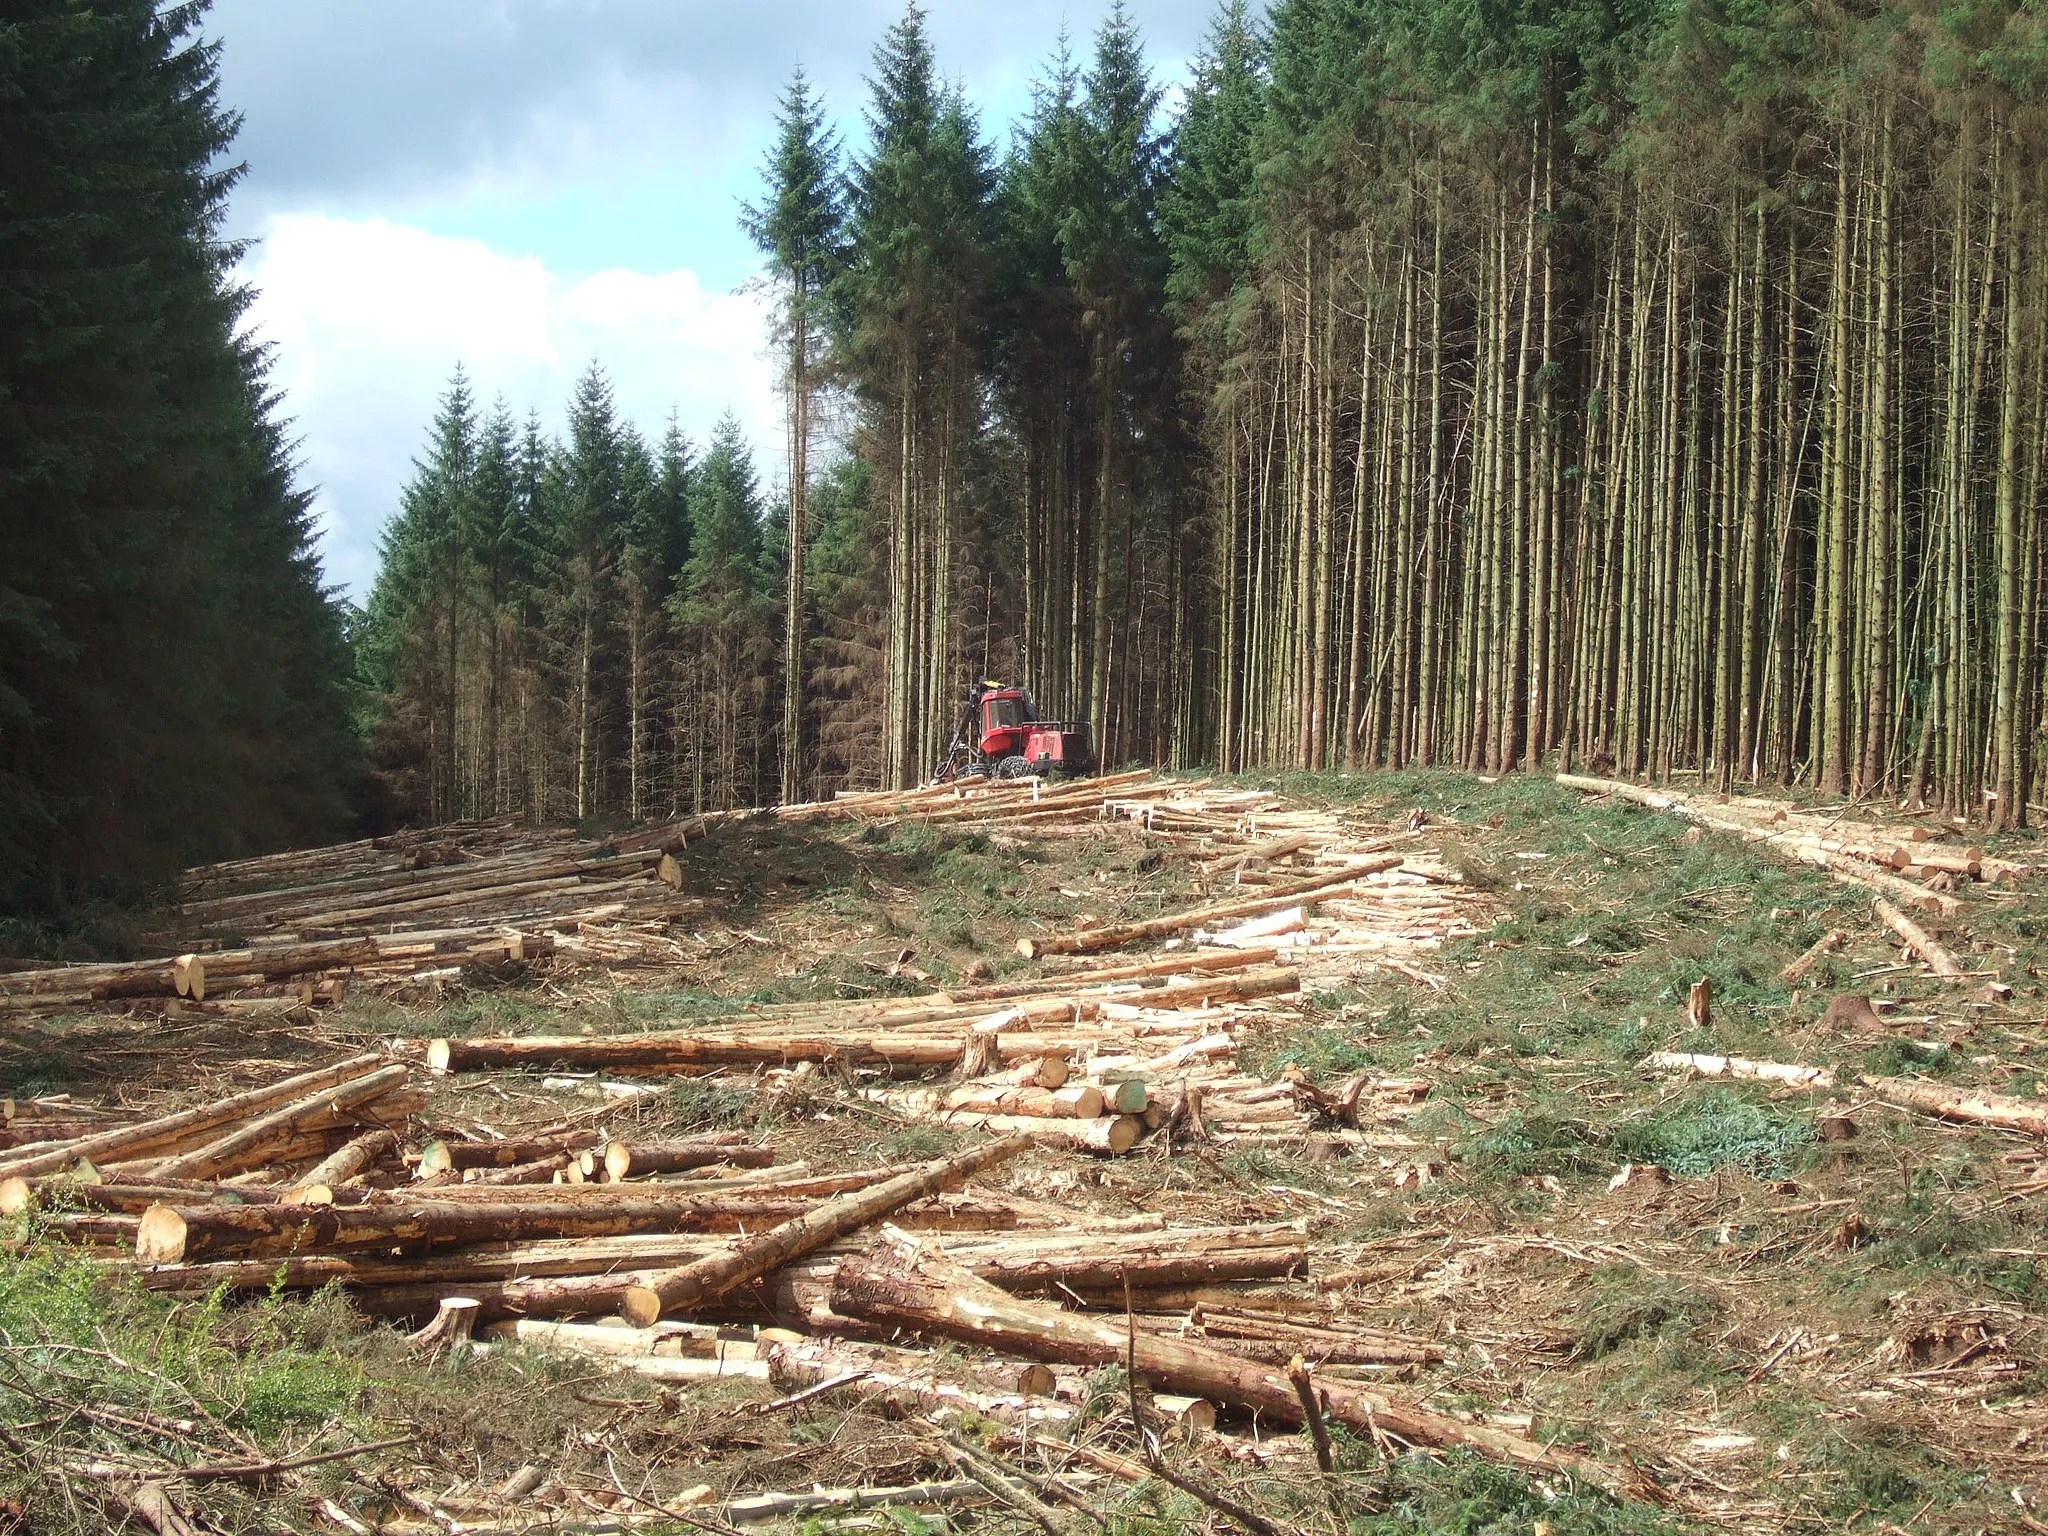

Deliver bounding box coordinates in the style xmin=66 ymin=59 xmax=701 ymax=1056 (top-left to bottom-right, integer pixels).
xmin=932 ymin=680 xmax=1093 ymax=784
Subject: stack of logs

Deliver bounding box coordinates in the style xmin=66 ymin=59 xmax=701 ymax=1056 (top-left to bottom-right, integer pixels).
xmin=0 ymin=820 xmax=711 ymax=1016
xmin=423 ymin=946 xmax=1435 ymax=1158
xmin=1 ymin=1057 xmax=1659 ymax=1508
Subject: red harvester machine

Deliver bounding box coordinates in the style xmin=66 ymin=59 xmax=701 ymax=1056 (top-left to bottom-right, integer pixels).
xmin=933 ymin=681 xmax=1093 ymax=783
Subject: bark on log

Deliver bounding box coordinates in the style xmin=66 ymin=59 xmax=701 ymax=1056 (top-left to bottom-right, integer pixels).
xmin=0 ymin=1055 xmax=393 ymax=1179
xmin=417 ymin=1133 xmax=604 ymax=1178
xmin=760 ymin=1335 xmax=1071 ymax=1425
xmin=150 ymin=1065 xmax=411 ymax=1181
xmin=923 ymin=1113 xmax=1141 ymax=1155
xmin=939 ymin=1085 xmax=1104 ymax=1120
xmin=946 ymin=948 xmax=1280 ymax=1003
xmin=133 ymin=1188 xmax=1023 ymax=1264
xmin=618 ymin=1133 xmax=1035 ymax=1326
xmin=1 ymin=1177 xmax=283 ymax=1216
xmin=832 ymin=1228 xmax=1659 ymax=1503
xmin=1782 ymin=930 xmax=1848 ymax=985
xmin=379 ymin=1166 xmax=934 ymax=1205
xmin=1556 ymin=775 xmax=1960 ymax=913
xmin=1872 ymin=897 xmax=1966 ymax=980
xmin=285 ymin=1130 xmax=397 ymax=1197
xmin=601 ymin=1137 xmax=772 ymax=1181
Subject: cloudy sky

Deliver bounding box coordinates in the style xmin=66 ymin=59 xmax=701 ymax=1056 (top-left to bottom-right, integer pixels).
xmin=207 ymin=1 xmax=1215 ymax=599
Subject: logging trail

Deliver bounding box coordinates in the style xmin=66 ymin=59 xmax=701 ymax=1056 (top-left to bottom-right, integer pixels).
xmin=3 ymin=770 xmax=2047 ymax=1535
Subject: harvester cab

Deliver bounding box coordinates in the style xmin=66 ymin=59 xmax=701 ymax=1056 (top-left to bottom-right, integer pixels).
xmin=934 ymin=680 xmax=1093 ymax=784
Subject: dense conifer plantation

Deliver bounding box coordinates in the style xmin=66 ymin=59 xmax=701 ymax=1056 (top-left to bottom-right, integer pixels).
xmin=0 ymin=1 xmax=356 ymax=910
xmin=361 ymin=0 xmax=2048 ymax=827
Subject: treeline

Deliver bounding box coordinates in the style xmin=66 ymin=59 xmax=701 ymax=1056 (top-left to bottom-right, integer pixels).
xmin=0 ymin=1 xmax=357 ymax=911
xmin=357 ymin=373 xmax=786 ymax=822
xmin=1185 ymin=0 xmax=2048 ymax=827
xmin=365 ymin=0 xmax=2048 ymax=827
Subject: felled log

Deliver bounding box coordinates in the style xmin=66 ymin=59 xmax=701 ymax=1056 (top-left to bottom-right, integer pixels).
xmin=464 ymin=1154 xmax=574 ymax=1185
xmin=133 ymin=1187 xmax=1021 ymax=1265
xmin=0 ymin=1120 xmax=137 ymax=1151
xmin=379 ymin=1165 xmax=929 ymax=1205
xmin=1016 ymin=860 xmax=1401 ymax=958
xmin=149 ymin=1065 xmax=411 ymax=1181
xmin=428 ymin=970 xmax=1298 ymax=1076
xmin=490 ymin=1319 xmax=765 ymax=1379
xmin=1555 ymin=774 xmax=1959 ymax=913
xmin=977 ymin=1056 xmax=1070 ymax=1091
xmin=618 ymin=1133 xmax=1035 ymax=1326
xmin=947 ymin=947 xmax=1281 ymax=1003
xmin=601 ymin=1137 xmax=772 ymax=1181
xmin=1782 ymin=929 xmax=1848 ymax=984
xmin=0 ymin=1054 xmax=395 ymax=1179
xmin=1643 ymin=1052 xmax=1836 ymax=1090
xmin=1163 ymin=1307 xmax=1441 ymax=1366
xmin=417 ymin=1133 xmax=603 ymax=1178
xmin=1866 ymin=1076 xmax=2048 ymax=1138
xmin=938 ymin=1085 xmax=1104 ymax=1120
xmin=920 ymin=1111 xmax=1141 ymax=1155
xmin=137 ymin=1224 xmax=1304 ymax=1323
xmin=429 ymin=1031 xmax=964 ymax=1075
xmin=760 ymin=1334 xmax=1071 ymax=1425
xmin=285 ymin=1130 xmax=397 ymax=1199
xmin=1 ymin=1177 xmax=283 ymax=1216
xmin=13 ymin=1211 xmax=139 ymax=1244
xmin=1872 ymin=897 xmax=1966 ymax=980
xmin=832 ymin=1228 xmax=1659 ymax=1503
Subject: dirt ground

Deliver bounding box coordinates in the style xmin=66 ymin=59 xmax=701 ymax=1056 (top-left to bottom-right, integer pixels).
xmin=5 ymin=768 xmax=2048 ymax=1535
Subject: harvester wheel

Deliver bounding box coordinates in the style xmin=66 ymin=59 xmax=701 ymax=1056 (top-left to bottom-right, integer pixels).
xmin=994 ymin=755 xmax=1033 ymax=780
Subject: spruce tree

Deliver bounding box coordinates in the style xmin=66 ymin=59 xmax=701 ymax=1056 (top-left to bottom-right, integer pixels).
xmin=675 ymin=414 xmax=772 ymax=808
xmin=0 ymin=0 xmax=355 ymax=908
xmin=743 ymin=68 xmax=845 ymax=805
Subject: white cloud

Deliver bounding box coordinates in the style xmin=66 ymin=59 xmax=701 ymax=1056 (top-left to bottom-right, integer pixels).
xmin=239 ymin=213 xmax=780 ymax=599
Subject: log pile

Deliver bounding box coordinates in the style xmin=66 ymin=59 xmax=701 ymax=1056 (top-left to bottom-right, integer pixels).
xmin=2 ymin=1049 xmax=1668 ymax=1507
xmin=422 ymin=948 xmax=1439 ymax=1158
xmin=0 ymin=821 xmax=715 ymax=1015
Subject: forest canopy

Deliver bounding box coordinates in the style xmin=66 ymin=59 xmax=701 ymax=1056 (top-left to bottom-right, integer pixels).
xmin=360 ymin=0 xmax=2048 ymax=832
xmin=0 ymin=0 xmax=358 ymax=913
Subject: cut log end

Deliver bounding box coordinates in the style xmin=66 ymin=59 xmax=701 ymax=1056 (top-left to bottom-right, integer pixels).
xmin=1016 ymin=939 xmax=1041 ymax=960
xmin=620 ymin=1284 xmax=664 ymax=1329
xmin=426 ymin=1039 xmax=453 ymax=1075
xmin=0 ymin=1176 xmax=31 ymax=1216
xmin=135 ymin=1205 xmax=190 ymax=1265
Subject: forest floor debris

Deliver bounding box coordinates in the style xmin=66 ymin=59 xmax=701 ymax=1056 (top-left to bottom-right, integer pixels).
xmin=3 ymin=768 xmax=2048 ymax=1534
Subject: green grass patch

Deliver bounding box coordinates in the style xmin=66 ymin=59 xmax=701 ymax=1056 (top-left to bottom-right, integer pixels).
xmin=1352 ymin=1450 xmax=1684 ymax=1534
xmin=1610 ymin=1088 xmax=1813 ymax=1179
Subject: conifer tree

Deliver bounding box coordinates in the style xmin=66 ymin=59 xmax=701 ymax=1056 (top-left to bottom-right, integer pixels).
xmin=744 ymin=68 xmax=845 ymax=805
xmin=548 ymin=365 xmax=631 ymax=819
xmin=0 ymin=0 xmax=356 ymax=905
xmin=675 ymin=414 xmax=773 ymax=808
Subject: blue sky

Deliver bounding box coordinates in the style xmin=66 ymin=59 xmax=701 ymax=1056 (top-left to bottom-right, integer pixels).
xmin=206 ymin=1 xmax=1217 ymax=598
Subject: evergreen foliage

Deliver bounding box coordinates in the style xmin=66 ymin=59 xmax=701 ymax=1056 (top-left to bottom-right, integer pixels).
xmin=0 ymin=0 xmax=356 ymax=911
xmin=360 ymin=0 xmax=2048 ymax=828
